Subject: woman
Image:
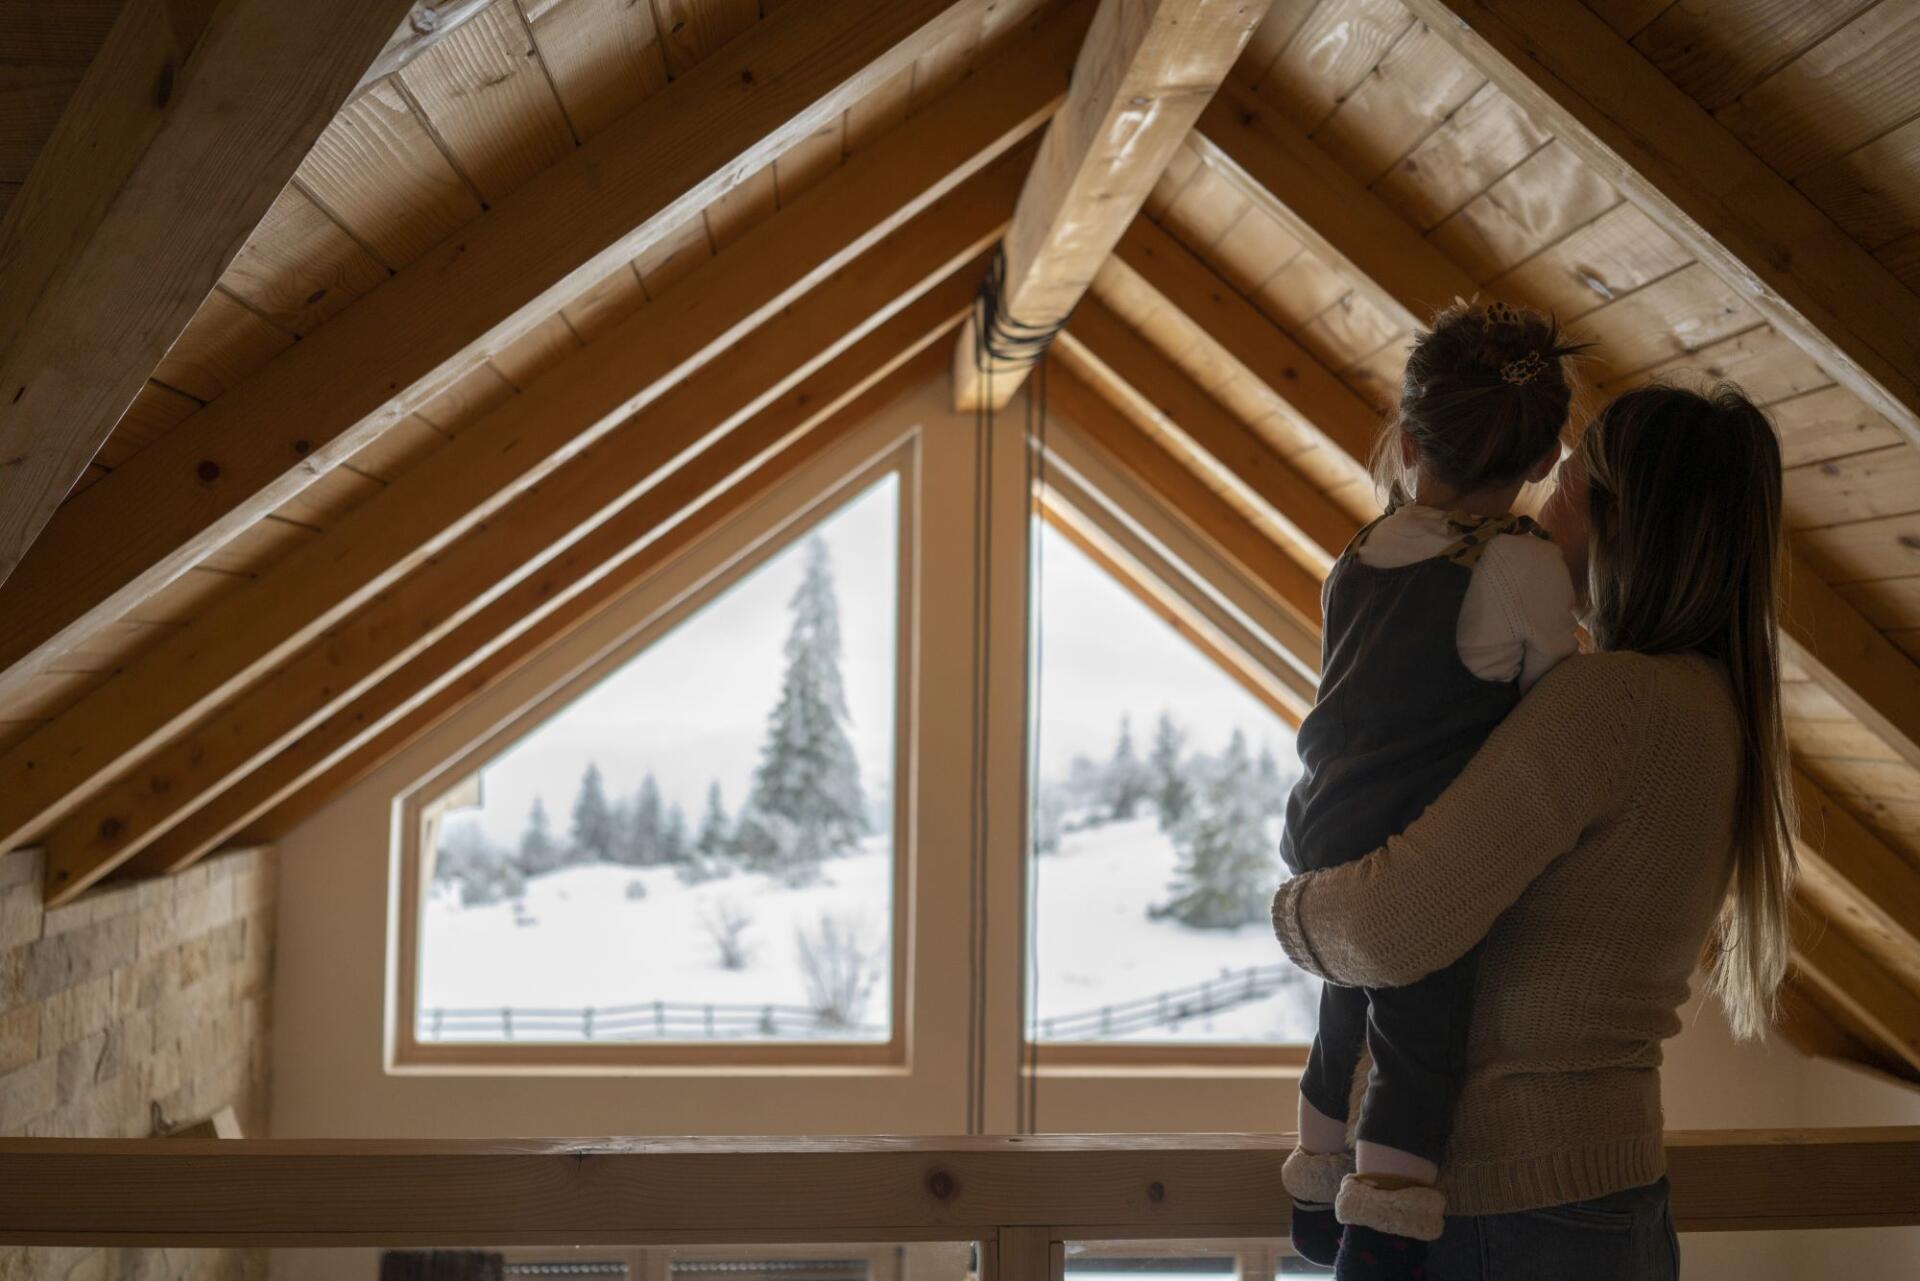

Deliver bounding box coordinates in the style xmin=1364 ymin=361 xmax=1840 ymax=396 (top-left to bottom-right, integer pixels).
xmin=1271 ymin=383 xmax=1796 ymax=1280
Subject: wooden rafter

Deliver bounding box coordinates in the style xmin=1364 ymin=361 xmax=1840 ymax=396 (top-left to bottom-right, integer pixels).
xmin=1783 ymin=556 xmax=1920 ymax=773
xmin=123 ymin=319 xmax=964 ymax=879
xmin=1793 ymin=770 xmax=1920 ymax=963
xmin=1791 ymin=902 xmax=1920 ymax=1075
xmin=0 ymin=0 xmax=988 ymax=697
xmin=1038 ymin=498 xmax=1308 ymax=724
xmin=0 ymin=0 xmax=415 ymax=591
xmin=950 ymin=0 xmax=1272 ymax=411
xmin=1190 ymin=82 xmax=1478 ymax=332
xmin=1062 ymin=295 xmax=1359 ymax=569
xmin=36 ymin=170 xmax=1017 ymax=902
xmin=0 ymin=0 xmax=1097 ymax=857
xmin=1047 ymin=360 xmax=1321 ymax=633
xmin=1400 ymin=0 xmax=1920 ymax=450
xmin=1106 ymin=215 xmax=1380 ymax=483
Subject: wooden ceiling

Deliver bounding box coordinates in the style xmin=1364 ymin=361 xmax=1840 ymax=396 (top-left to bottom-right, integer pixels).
xmin=0 ymin=0 xmax=1917 ymax=1081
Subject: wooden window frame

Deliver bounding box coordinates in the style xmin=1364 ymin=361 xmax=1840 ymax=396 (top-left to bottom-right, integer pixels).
xmin=389 ymin=432 xmax=920 ymax=1073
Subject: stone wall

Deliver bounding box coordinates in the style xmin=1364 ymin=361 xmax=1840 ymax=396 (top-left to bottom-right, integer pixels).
xmin=0 ymin=845 xmax=275 ymax=1280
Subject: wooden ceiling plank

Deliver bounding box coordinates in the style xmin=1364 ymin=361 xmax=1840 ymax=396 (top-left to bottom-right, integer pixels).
xmin=0 ymin=0 xmax=415 ymax=593
xmin=1197 ymin=60 xmax=1920 ymax=792
xmin=1399 ymin=0 xmax=1920 ymax=452
xmin=1791 ymin=900 xmax=1920 ymax=1074
xmin=525 ymin=0 xmax=672 ymax=143
xmin=1247 ymin=0 xmax=1410 ymax=132
xmin=1782 ymin=550 xmax=1920 ymax=776
xmin=351 ymin=0 xmax=497 ymax=98
xmin=950 ymin=0 xmax=1273 ymax=412
xmin=1064 ymin=293 xmax=1359 ymax=567
xmin=0 ymin=3 xmax=1086 ymax=859
xmin=0 ymin=0 xmax=989 ymax=708
xmin=121 ymin=309 xmax=966 ymax=879
xmin=1309 ymin=23 xmax=1485 ymax=187
xmin=393 ymin=3 xmax=590 ymax=201
xmin=1630 ymin=0 xmax=1878 ymax=115
xmin=1795 ymin=769 xmax=1920 ymax=965
xmin=1110 ymin=214 xmax=1378 ymax=479
xmin=296 ymin=80 xmax=484 ymax=272
xmin=34 ymin=171 xmax=1015 ymax=902
xmin=1046 ymin=359 xmax=1322 ymax=631
xmin=1191 ymin=81 xmax=1479 ymax=333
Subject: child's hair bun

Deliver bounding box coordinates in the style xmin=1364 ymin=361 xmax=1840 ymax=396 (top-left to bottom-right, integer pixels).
xmin=1379 ymin=300 xmax=1591 ymax=502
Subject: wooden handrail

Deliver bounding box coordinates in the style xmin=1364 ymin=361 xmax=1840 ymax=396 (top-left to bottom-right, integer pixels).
xmin=1 ymin=1131 xmax=1915 ymax=1246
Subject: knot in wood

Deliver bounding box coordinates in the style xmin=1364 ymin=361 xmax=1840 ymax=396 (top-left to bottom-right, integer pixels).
xmin=196 ymin=460 xmax=221 ymax=483
xmin=1147 ymin=1181 xmax=1166 ymax=1204
xmin=99 ymin=817 xmax=125 ymax=841
xmin=926 ymin=1169 xmax=956 ymax=1200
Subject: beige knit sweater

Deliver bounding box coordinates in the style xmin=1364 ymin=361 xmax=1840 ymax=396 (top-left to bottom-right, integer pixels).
xmin=1271 ymin=650 xmax=1741 ymax=1216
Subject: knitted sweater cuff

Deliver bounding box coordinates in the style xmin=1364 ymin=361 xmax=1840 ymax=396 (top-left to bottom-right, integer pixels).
xmin=1272 ymin=878 xmax=1329 ymax=979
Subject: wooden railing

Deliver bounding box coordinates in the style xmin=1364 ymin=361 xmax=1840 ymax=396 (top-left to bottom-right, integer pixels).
xmin=0 ymin=1131 xmax=1916 ymax=1249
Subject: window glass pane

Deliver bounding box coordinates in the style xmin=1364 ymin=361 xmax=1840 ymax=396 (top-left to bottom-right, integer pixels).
xmin=417 ymin=474 xmax=900 ymax=1044
xmin=1028 ymin=519 xmax=1316 ymax=1044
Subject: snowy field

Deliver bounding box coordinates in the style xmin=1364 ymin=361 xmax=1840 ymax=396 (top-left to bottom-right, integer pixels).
xmin=1033 ymin=817 xmax=1317 ymax=1044
xmin=419 ymin=836 xmax=896 ymax=1041
xmin=419 ymin=816 xmax=1317 ymax=1046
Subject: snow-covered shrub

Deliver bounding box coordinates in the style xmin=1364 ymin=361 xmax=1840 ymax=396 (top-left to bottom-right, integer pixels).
xmin=795 ymin=912 xmax=878 ymax=1028
xmin=624 ymin=878 xmax=649 ymax=901
xmin=703 ymin=897 xmax=754 ymax=970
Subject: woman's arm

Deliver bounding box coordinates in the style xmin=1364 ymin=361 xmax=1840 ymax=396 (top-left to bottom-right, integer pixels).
xmin=1273 ymin=654 xmax=1644 ymax=988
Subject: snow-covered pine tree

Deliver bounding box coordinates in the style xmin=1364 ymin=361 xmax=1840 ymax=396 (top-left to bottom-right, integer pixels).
xmin=697 ymin=782 xmax=731 ymax=858
xmin=742 ymin=536 xmax=866 ymax=885
xmin=661 ymin=803 xmax=690 ymax=864
xmin=1151 ymin=729 xmax=1278 ymax=929
xmin=1104 ymin=715 xmax=1150 ymax=821
xmin=623 ymin=774 xmax=664 ymax=864
xmin=1148 ymin=711 xmax=1194 ymax=831
xmin=517 ymin=797 xmax=562 ymax=874
xmin=1255 ymin=744 xmax=1294 ymax=818
xmin=569 ymin=762 xmax=617 ymax=864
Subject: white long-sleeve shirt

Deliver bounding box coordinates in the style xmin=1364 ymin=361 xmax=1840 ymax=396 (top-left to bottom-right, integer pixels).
xmin=1353 ymin=504 xmax=1579 ymax=691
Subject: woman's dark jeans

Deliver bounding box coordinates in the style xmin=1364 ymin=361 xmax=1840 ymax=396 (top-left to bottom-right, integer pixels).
xmin=1420 ymin=1179 xmax=1679 ymax=1280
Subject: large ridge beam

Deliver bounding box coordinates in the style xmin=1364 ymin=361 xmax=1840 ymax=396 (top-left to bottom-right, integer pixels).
xmin=950 ymin=0 xmax=1272 ymax=412
xmin=0 ymin=1 xmax=1095 ymax=858
xmin=0 ymin=0 xmax=415 ymax=590
xmin=0 ymin=0 xmax=987 ymax=696
xmin=39 ymin=159 xmax=1020 ymax=903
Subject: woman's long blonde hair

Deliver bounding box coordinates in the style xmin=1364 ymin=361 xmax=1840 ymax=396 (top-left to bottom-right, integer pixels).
xmin=1578 ymin=385 xmax=1796 ymax=1039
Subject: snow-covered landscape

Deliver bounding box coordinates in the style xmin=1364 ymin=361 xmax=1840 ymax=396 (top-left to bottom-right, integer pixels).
xmin=414 ymin=485 xmax=1319 ymax=1047
xmin=419 ymin=812 xmax=1317 ymax=1045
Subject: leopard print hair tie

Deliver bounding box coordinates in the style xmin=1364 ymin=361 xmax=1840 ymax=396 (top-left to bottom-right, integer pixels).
xmin=1501 ymin=349 xmax=1548 ymax=385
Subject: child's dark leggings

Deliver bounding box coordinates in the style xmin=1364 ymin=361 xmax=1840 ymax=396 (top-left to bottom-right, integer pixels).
xmin=1297 ymin=943 xmax=1483 ymax=1165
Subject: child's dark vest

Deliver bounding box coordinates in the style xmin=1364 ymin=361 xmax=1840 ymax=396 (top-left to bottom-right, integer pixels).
xmin=1280 ymin=513 xmax=1545 ymax=875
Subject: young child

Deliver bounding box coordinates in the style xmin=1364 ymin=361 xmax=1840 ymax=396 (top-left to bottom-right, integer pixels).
xmin=1277 ymin=302 xmax=1584 ymax=1279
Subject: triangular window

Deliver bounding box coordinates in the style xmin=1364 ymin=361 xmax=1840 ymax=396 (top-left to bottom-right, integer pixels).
xmin=413 ymin=472 xmax=903 ymax=1047
xmin=1027 ymin=511 xmax=1316 ymax=1045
